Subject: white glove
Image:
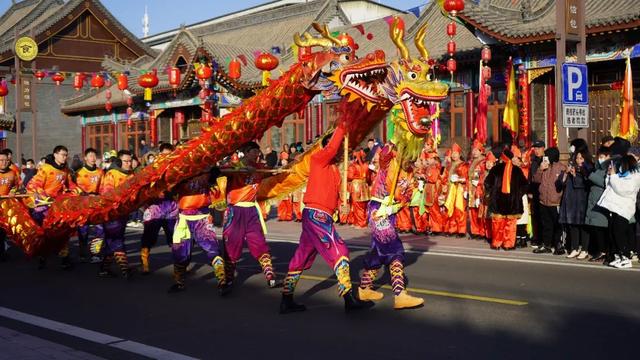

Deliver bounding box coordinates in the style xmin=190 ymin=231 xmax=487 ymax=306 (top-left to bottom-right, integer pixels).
xmin=368 ymin=164 xmax=376 ymax=171
xmin=475 ymin=198 xmax=480 ymax=207
xmin=450 ymin=174 xmax=459 ymax=183
xmin=471 ymin=180 xmax=479 ymax=186
xmin=463 ymin=191 xmax=468 ymax=199
xmin=418 ymin=180 xmax=425 ymax=191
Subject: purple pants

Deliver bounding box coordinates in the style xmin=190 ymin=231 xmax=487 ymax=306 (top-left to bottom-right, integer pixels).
xmin=103 ymin=218 xmax=128 ymax=255
xmin=172 ymin=209 xmax=220 ymax=265
xmin=223 ymin=205 xmax=269 ymax=262
xmin=78 ymin=224 xmax=104 ymax=246
xmin=287 ymin=208 xmax=350 ymax=271
xmin=31 ymin=206 xmax=49 ymax=226
xmin=142 ymin=200 xmax=178 ymax=248
xmin=364 ymin=201 xmax=405 ymax=270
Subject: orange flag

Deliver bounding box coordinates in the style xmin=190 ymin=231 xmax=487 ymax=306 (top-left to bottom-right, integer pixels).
xmin=610 ymin=55 xmax=637 ymax=142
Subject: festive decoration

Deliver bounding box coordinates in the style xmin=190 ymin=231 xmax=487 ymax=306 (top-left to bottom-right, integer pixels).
xmin=476 ymin=61 xmax=489 ymax=143
xmin=443 ymin=0 xmax=465 ymax=16
xmin=198 ymin=88 xmax=208 ymax=100
xmin=195 ymin=63 xmax=212 ymax=87
xmin=73 ymin=73 xmax=85 ymax=91
xmin=446 ymin=58 xmax=457 ymax=73
xmin=105 ymin=101 xmax=113 ymax=113
xmin=610 ymin=55 xmax=638 ymax=142
xmin=255 ymin=52 xmax=279 ymax=86
xmin=447 ymin=40 xmax=456 ymax=55
xmin=137 ymin=69 xmax=159 ymax=101
xmin=168 ymin=66 xmax=181 ymax=89
xmin=0 ymin=80 xmax=8 ymax=97
xmin=517 ymin=65 xmax=530 ymax=146
xmin=174 ymin=109 xmax=185 ymax=125
xmin=126 ymin=95 xmax=133 ymax=107
xmin=481 ymin=45 xmax=492 ymax=63
xmin=90 ymin=73 xmax=105 ymax=89
xmin=51 ymin=73 xmax=65 ymax=86
xmin=446 ymin=22 xmax=456 ymax=37
xmin=117 ymin=73 xmax=128 ymax=91
xmin=502 ymin=58 xmax=518 ymax=139
xmin=126 ymin=106 xmax=133 ymax=119
xmin=297 ymin=46 xmax=311 ymax=61
xmin=34 ymin=70 xmax=46 ymax=81
xmin=482 ymin=66 xmax=492 ymax=81
xmin=228 ymin=58 xmax=241 ymax=80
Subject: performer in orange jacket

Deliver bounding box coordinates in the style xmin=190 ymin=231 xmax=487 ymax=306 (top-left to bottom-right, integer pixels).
xmin=425 ymin=152 xmax=444 ymax=234
xmin=347 ymin=149 xmax=369 ymax=229
xmin=409 ymin=155 xmax=428 ymax=234
xmin=27 ymin=145 xmax=77 ymax=269
xmin=443 ymin=143 xmax=468 ymax=237
xmin=291 ymin=187 xmax=304 ymax=221
xmin=74 ymin=148 xmax=104 ymax=262
xmin=98 ymin=150 xmax=134 ymax=278
xmin=0 ymin=151 xmax=19 ymax=261
xmin=467 ymin=140 xmax=486 ymax=238
xmin=277 ymin=158 xmax=294 ymax=222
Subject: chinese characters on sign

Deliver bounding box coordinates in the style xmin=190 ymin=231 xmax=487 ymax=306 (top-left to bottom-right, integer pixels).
xmin=566 ymin=0 xmax=580 ymax=36
xmin=19 ymin=78 xmax=31 ymax=111
xmin=562 ymin=104 xmax=589 ymax=128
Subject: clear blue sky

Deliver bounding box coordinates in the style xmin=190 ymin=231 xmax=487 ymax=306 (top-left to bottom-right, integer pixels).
xmin=1 ymin=0 xmax=428 ymax=38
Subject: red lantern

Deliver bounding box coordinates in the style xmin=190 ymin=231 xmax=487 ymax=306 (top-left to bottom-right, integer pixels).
xmin=91 ymin=74 xmax=105 ymax=89
xmin=117 ymin=73 xmax=128 ymax=91
xmin=0 ymin=80 xmax=8 ymax=97
xmin=138 ymin=69 xmax=159 ymax=101
xmin=255 ymin=53 xmax=279 ymax=72
xmin=51 ymin=73 xmax=65 ymax=85
xmin=127 ymin=118 xmax=133 ymax=128
xmin=336 ymin=33 xmax=356 ymax=52
xmin=481 ymin=46 xmax=492 ymax=63
xmin=446 ymin=22 xmax=457 ymax=37
xmin=73 ymin=73 xmax=85 ymax=91
xmin=482 ymin=66 xmax=492 ymax=81
xmin=297 ymin=46 xmax=311 ymax=62
xmin=199 ymin=89 xmax=208 ymax=100
xmin=174 ymin=110 xmax=185 ymax=125
xmin=34 ymin=70 xmax=46 ymax=81
xmin=105 ymin=101 xmax=112 ymax=113
xmin=126 ymin=106 xmax=133 ymax=118
xmin=196 ymin=64 xmax=212 ymax=81
xmin=447 ymin=58 xmax=457 ymax=73
xmin=447 ymin=41 xmax=456 ymax=55
xmin=105 ymin=89 xmax=112 ymax=101
xmin=228 ymin=59 xmax=241 ymax=80
xmin=169 ymin=66 xmax=181 ymax=89
xmin=443 ymin=0 xmax=464 ymax=15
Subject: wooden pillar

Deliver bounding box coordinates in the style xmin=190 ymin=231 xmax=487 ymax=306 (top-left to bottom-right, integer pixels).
xmin=465 ymin=90 xmax=474 ymax=139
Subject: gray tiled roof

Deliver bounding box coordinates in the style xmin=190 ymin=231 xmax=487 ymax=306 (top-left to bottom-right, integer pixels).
xmin=461 ymin=0 xmax=640 ymax=41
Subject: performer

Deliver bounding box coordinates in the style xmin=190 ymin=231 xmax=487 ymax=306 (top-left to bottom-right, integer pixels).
xmin=222 ymin=142 xmax=278 ymax=289
xmin=291 ymin=186 xmax=304 ymax=222
xmin=409 ymin=155 xmax=428 ymax=234
xmin=515 ymin=147 xmax=532 ymax=248
xmin=394 ymin=160 xmax=414 ymax=233
xmin=346 ymin=149 xmax=369 ymax=229
xmin=280 ymin=122 xmax=374 ymax=313
xmin=468 ymin=140 xmax=486 ymax=239
xmin=277 ymin=195 xmax=294 ymax=221
xmin=27 ymin=145 xmax=77 ymax=269
xmin=1 ymin=149 xmax=22 ymax=185
xmin=483 ymin=148 xmax=528 ymax=250
xmin=424 ymin=152 xmax=443 ymax=235
xmin=0 ymin=151 xmax=19 ymax=261
xmin=443 ymin=143 xmax=468 ymax=237
xmin=168 ymin=169 xmax=226 ymax=293
xmin=480 ymin=151 xmax=497 ymax=240
xmin=74 ymin=148 xmax=104 ymax=262
xmin=140 ymin=143 xmax=179 ymax=274
xmin=98 ymin=150 xmax=134 ymax=278
xmin=357 ymin=144 xmax=424 ymax=310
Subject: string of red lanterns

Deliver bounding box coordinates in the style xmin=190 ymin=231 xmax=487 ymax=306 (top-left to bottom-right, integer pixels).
xmin=443 ymin=0 xmax=465 ymax=78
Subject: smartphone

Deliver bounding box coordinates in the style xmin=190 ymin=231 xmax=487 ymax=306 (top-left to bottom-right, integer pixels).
xmin=542 ymin=156 xmax=549 ymax=163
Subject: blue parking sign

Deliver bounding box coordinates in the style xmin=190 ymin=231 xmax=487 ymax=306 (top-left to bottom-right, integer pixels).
xmin=562 ymin=63 xmax=588 ymax=105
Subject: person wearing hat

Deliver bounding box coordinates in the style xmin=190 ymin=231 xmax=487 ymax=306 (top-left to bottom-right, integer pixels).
xmin=443 ymin=143 xmax=469 ymax=237
xmin=408 ymin=153 xmax=429 ymax=234
xmin=347 ymin=149 xmax=370 ymax=229
xmin=425 ymin=151 xmax=444 ymax=234
xmin=394 ymin=160 xmax=415 ymax=233
xmin=74 ymin=148 xmax=104 ymax=263
xmin=481 ymin=151 xmax=498 ymax=240
xmin=468 ymin=140 xmax=486 ymax=239
xmin=483 ymin=148 xmax=528 ymax=250
xmin=532 ymin=147 xmax=567 ymax=254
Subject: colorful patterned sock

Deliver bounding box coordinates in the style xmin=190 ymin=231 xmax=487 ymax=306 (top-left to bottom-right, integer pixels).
xmin=173 ymin=263 xmax=187 ymax=286
xmin=114 ymin=251 xmax=129 ymax=276
xmin=140 ymin=247 xmax=150 ymax=272
xmin=333 ymin=257 xmax=352 ymax=297
xmin=359 ymin=269 xmax=378 ymax=290
xmin=211 ymin=256 xmax=226 ymax=285
xmin=390 ymin=259 xmax=405 ymax=296
xmin=282 ymin=271 xmax=302 ymax=295
xmin=100 ymin=255 xmax=113 ymax=272
xmin=258 ymin=253 xmax=275 ymax=281
xmin=58 ymin=244 xmax=70 ymax=258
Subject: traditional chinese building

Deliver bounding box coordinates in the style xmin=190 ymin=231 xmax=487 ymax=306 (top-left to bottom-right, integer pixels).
xmin=0 ymin=0 xmax=153 ymax=158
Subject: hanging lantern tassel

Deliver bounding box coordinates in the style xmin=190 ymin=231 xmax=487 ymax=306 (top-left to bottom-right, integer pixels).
xmin=261 ymin=71 xmax=271 ymax=86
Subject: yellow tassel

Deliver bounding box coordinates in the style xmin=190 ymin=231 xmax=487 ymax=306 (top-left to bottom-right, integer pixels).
xmin=144 ymin=88 xmax=152 ymax=101
xmin=262 ymin=71 xmax=271 ymax=86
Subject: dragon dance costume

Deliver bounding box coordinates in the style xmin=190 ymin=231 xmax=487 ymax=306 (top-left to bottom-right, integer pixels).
xmin=74 ymin=164 xmax=104 ymax=260
xmin=140 ymin=192 xmax=178 ymax=274
xmin=0 ymin=165 xmax=19 ymax=260
xmin=169 ymin=173 xmax=225 ymax=292
xmin=222 ymin=162 xmax=276 ymax=288
xmin=98 ymin=165 xmax=133 ymax=278
xmin=467 ymin=140 xmax=487 ymax=238
xmin=347 ymin=151 xmax=370 ymax=228
xmin=443 ymin=143 xmax=469 ymax=236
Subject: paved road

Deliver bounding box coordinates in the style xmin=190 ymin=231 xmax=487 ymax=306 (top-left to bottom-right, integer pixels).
xmin=1 ymin=223 xmax=639 ymax=359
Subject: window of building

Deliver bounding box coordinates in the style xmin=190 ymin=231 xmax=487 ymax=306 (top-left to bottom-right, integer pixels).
xmin=86 ymin=123 xmax=114 ymax=155
xmin=119 ymin=120 xmax=149 ymax=158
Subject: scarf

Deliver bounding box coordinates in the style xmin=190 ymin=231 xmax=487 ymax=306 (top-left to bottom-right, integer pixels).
xmin=500 ymin=153 xmax=512 ymax=194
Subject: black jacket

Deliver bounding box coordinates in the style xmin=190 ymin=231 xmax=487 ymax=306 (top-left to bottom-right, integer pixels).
xmin=484 ymin=162 xmax=528 ymax=216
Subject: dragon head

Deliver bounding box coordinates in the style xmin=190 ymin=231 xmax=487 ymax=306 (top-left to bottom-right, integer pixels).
xmin=382 ymin=17 xmax=449 ymax=160
xmin=294 ymin=23 xmax=359 ymax=94
xmin=329 ymin=49 xmax=389 ymax=111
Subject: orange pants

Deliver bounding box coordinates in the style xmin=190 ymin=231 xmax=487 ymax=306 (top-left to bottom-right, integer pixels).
xmin=491 ymin=217 xmax=517 ymax=248
xmin=428 ymin=205 xmax=444 ymax=233
xmin=469 ymin=208 xmax=485 ymax=236
xmin=411 ymin=207 xmax=428 ymax=233
xmin=396 ymin=207 xmax=412 ymax=232
xmin=446 ymin=208 xmax=467 ymax=235
xmin=349 ymin=201 xmax=368 ymax=228
xmin=277 ymin=199 xmax=293 ymax=221
xmin=484 ymin=218 xmax=492 ymax=239
xmin=292 ymin=201 xmax=302 ymax=221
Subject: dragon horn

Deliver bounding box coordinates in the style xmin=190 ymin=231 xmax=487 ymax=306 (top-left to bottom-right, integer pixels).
xmin=415 ymin=23 xmax=429 ymax=60
xmin=390 ymin=16 xmax=410 ymax=60
xmin=312 ymin=22 xmax=341 ymax=46
xmin=294 ymin=32 xmax=332 ymax=48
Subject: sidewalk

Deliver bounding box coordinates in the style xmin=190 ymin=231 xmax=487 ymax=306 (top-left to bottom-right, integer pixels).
xmin=0 ymin=326 xmax=105 ymax=360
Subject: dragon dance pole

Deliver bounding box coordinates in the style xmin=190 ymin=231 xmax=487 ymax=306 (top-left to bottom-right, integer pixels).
xmin=342 ymin=134 xmax=349 ymax=207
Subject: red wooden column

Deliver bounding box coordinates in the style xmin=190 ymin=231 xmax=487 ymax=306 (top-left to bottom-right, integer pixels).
xmin=465 ymin=91 xmax=474 ymax=139
xmin=315 ymin=102 xmax=323 ymax=136
xmin=546 ymin=83 xmax=556 ymax=147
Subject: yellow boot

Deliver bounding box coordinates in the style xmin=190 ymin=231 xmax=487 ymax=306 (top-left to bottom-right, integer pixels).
xmin=358 ymin=287 xmax=384 ymax=301
xmin=140 ymin=248 xmax=150 ymax=274
xmin=394 ymin=291 xmax=424 ymax=310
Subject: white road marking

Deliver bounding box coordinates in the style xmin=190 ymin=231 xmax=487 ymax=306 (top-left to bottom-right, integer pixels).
xmin=265 ymin=237 xmax=640 ymax=272
xmin=0 ymin=306 xmax=199 ymax=360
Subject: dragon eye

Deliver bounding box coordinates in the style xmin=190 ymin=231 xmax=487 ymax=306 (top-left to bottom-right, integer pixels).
xmin=339 ymin=54 xmax=351 ymax=63
xmin=407 ymin=71 xmax=418 ymax=80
